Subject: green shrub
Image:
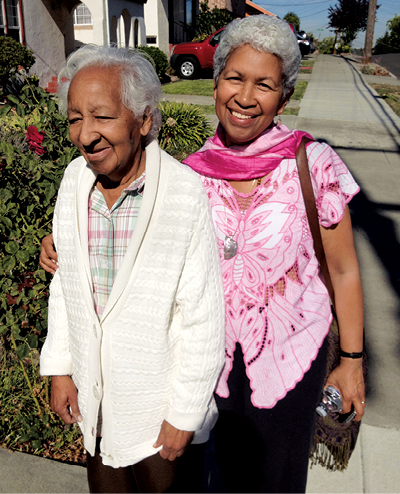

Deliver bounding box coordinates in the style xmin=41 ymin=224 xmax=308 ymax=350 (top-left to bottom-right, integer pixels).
xmin=0 ymin=37 xmax=35 ymax=88
xmin=158 ymin=101 xmax=213 ymax=159
xmin=137 ymin=45 xmax=169 ymax=82
xmin=195 ymin=0 xmax=233 ymax=36
xmin=0 ymin=347 xmax=84 ymax=462
xmin=318 ymin=36 xmax=335 ymax=54
xmin=192 ymin=33 xmax=210 ymax=42
xmin=0 ymin=75 xmax=81 ymax=460
xmin=361 ymin=65 xmax=374 ymax=75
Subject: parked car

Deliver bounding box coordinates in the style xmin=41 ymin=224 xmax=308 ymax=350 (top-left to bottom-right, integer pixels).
xmin=298 ymin=30 xmax=315 ymax=54
xmin=288 ymin=23 xmax=311 ymax=57
xmin=169 ymin=28 xmax=225 ymax=79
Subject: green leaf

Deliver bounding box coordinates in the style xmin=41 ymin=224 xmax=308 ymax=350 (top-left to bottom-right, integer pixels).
xmin=0 ymin=325 xmax=8 ymax=334
xmin=37 ymin=269 xmax=47 ymax=282
xmin=2 ymin=216 xmax=13 ymax=228
xmin=33 ymin=283 xmax=45 ymax=291
xmin=7 ymin=94 xmax=20 ymax=104
xmin=5 ymin=241 xmax=19 ymax=254
xmin=27 ymin=334 xmax=38 ymax=348
xmin=3 ymin=255 xmax=16 ymax=271
xmin=0 ymin=104 xmax=11 ymax=117
xmin=0 ymin=188 xmax=14 ymax=203
xmin=32 ymin=439 xmax=42 ymax=450
xmin=16 ymin=249 xmax=30 ymax=264
xmin=16 ymin=104 xmax=25 ymax=117
xmin=16 ymin=342 xmax=30 ymax=360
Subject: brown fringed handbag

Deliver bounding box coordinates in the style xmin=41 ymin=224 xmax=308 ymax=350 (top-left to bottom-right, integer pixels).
xmin=296 ymin=137 xmax=367 ymax=472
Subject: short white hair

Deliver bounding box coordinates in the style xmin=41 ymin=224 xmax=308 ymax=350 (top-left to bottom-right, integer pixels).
xmin=57 ymin=44 xmax=162 ymax=143
xmin=214 ymin=15 xmax=301 ymax=100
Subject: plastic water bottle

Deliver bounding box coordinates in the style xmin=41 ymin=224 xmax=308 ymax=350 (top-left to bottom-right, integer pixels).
xmin=316 ymin=385 xmax=343 ymax=417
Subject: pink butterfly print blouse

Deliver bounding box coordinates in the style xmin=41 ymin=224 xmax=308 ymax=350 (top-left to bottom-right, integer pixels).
xmin=201 ymin=141 xmax=360 ymax=408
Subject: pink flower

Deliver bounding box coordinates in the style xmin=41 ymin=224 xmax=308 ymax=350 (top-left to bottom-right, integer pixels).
xmin=26 ymin=126 xmax=46 ymax=156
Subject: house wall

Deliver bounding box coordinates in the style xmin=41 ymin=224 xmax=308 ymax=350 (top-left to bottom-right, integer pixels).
xmin=106 ymin=0 xmax=146 ymax=47
xmin=143 ymin=0 xmax=169 ymax=55
xmin=74 ymin=24 xmax=94 ymax=46
xmin=22 ymin=0 xmax=75 ymax=86
xmin=21 ymin=0 xmax=148 ymax=87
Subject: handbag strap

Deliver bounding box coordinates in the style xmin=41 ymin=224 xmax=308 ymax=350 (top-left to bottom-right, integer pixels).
xmin=295 ymin=137 xmax=335 ymax=308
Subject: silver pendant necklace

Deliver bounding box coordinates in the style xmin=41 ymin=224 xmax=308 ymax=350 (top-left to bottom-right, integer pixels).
xmin=224 ymin=235 xmax=238 ymax=260
xmin=223 ymin=178 xmax=261 ymax=260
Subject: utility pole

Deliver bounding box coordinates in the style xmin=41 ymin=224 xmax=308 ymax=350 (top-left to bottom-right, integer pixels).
xmin=333 ymin=28 xmax=338 ymax=55
xmin=363 ymin=0 xmax=378 ymax=64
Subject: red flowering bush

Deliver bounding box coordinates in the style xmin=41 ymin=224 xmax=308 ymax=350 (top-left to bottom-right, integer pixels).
xmin=0 ymin=77 xmax=82 ymax=462
xmin=26 ymin=126 xmax=46 ymax=155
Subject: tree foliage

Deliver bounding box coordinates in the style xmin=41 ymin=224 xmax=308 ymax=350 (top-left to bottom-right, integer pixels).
xmin=374 ymin=14 xmax=400 ymax=54
xmin=195 ymin=0 xmax=234 ymax=37
xmin=284 ymin=12 xmax=300 ymax=32
xmin=328 ymin=0 xmax=379 ymax=45
xmin=0 ymin=37 xmax=35 ymax=88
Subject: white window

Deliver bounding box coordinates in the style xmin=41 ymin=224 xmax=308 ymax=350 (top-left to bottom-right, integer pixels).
xmin=74 ymin=3 xmax=92 ymax=25
xmin=0 ymin=1 xmax=5 ymax=36
xmin=0 ymin=0 xmax=22 ymax=42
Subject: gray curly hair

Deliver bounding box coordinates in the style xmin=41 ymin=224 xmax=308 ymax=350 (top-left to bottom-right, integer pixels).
xmin=214 ymin=15 xmax=301 ymax=100
xmin=57 ymin=44 xmax=162 ymax=143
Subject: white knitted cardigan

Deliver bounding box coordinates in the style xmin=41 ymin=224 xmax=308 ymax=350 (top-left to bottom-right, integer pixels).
xmin=40 ymin=140 xmax=225 ymax=468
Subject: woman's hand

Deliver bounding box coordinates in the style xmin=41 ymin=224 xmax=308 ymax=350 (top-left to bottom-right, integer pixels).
xmin=153 ymin=420 xmax=194 ymax=461
xmin=321 ymin=206 xmax=365 ymax=421
xmin=326 ymin=358 xmax=365 ymax=421
xmin=39 ymin=233 xmax=58 ymax=274
xmin=51 ymin=375 xmax=82 ymax=424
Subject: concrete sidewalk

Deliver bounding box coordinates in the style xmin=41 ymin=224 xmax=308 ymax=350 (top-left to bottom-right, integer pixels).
xmin=1 ymin=54 xmax=400 ymax=493
xmin=294 ymin=54 xmax=400 ymax=494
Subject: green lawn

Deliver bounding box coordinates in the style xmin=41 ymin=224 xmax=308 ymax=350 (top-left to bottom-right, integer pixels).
xmin=301 ymin=61 xmax=315 ymax=67
xmin=282 ymin=107 xmax=299 ymax=116
xmin=162 ymin=79 xmax=214 ymax=96
xmin=371 ymin=84 xmax=400 ymax=118
xmin=292 ymin=81 xmax=308 ymax=100
xmin=162 ymin=79 xmax=308 ymax=117
xmin=196 ymin=104 xmax=216 ymax=114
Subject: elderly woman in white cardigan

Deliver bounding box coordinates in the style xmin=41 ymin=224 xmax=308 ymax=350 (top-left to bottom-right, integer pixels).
xmin=39 ymin=45 xmax=225 ymax=493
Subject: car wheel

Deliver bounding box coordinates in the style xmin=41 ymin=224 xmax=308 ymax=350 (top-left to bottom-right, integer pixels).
xmin=178 ymin=57 xmax=200 ymax=79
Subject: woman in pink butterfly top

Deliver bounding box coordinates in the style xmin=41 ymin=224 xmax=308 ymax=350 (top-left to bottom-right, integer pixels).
xmin=184 ymin=16 xmax=365 ymax=493
xmin=40 ymin=15 xmax=365 ymax=493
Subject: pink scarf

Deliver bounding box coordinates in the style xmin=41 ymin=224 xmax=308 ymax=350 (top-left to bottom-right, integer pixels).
xmin=183 ymin=123 xmax=313 ymax=180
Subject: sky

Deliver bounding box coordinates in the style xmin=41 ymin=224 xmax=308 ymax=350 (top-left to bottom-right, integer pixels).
xmin=255 ymin=0 xmax=400 ymax=49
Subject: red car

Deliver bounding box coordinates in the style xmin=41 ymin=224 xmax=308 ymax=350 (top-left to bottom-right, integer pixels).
xmin=169 ymin=28 xmax=225 ymax=79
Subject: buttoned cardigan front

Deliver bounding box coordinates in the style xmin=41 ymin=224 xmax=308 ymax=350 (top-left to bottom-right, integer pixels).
xmin=40 ymin=140 xmax=225 ymax=468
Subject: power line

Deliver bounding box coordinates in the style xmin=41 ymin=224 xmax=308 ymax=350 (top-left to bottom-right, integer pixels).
xmin=300 ymin=8 xmax=329 ymax=18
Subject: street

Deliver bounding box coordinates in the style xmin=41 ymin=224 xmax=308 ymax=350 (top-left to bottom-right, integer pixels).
xmin=373 ymin=52 xmax=400 ymax=79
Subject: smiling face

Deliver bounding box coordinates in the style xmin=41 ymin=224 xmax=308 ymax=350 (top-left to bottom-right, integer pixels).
xmin=67 ymin=65 xmax=152 ymax=184
xmin=214 ymin=45 xmax=289 ymax=147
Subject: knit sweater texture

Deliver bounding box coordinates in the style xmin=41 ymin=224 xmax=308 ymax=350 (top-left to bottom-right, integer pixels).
xmin=40 ymin=140 xmax=225 ymax=468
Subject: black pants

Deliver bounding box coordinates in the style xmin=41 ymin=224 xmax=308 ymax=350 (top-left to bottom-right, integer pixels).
xmin=87 ymin=439 xmax=205 ymax=493
xmin=210 ymin=340 xmax=327 ymax=493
